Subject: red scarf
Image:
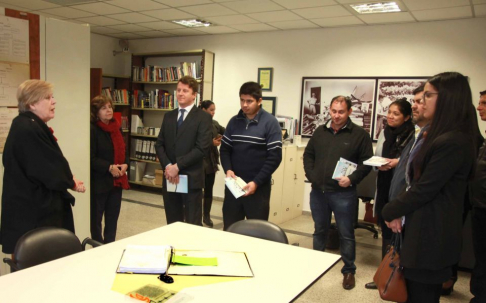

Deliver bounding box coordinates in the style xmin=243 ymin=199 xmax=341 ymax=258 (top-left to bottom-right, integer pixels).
xmin=96 ymin=119 xmax=130 ymax=190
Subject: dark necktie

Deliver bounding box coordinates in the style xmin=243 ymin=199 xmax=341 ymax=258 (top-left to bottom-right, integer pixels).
xmin=177 ymin=109 xmax=186 ymax=128
xmin=405 ymin=127 xmax=426 ymax=188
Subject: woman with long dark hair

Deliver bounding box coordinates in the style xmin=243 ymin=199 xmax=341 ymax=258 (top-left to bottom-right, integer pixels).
xmin=199 ymin=100 xmax=225 ymax=227
xmin=365 ymin=98 xmax=414 ymax=289
xmin=382 ymin=72 xmax=480 ymax=302
xmin=90 ymin=95 xmax=129 ymax=243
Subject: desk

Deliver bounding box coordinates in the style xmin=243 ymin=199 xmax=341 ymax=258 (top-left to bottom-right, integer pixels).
xmin=0 ymin=222 xmax=340 ymax=302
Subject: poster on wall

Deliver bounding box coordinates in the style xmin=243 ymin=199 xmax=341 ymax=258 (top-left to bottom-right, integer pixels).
xmin=300 ymin=77 xmax=376 ymax=137
xmin=0 ymin=15 xmax=30 ymax=64
xmin=372 ymin=78 xmax=428 ymax=141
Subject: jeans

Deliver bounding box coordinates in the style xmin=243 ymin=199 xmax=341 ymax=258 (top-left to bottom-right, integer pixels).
xmin=310 ymin=188 xmax=357 ymax=274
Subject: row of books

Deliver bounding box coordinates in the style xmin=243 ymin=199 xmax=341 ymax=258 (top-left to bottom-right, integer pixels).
xmin=134 ymin=139 xmax=157 ymax=162
xmin=101 ymin=87 xmax=130 ymax=104
xmin=132 ymin=89 xmax=175 ymax=109
xmin=132 ymin=62 xmax=200 ymax=83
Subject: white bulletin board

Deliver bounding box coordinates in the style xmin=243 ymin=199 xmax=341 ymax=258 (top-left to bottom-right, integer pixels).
xmin=0 ymin=62 xmax=29 ymax=106
xmin=0 ymin=15 xmax=29 ymax=64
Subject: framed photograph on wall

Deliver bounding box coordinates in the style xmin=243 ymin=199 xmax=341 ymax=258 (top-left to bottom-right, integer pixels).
xmin=372 ymin=78 xmax=428 ymax=141
xmin=261 ymin=96 xmax=276 ymax=115
xmin=258 ymin=67 xmax=273 ymax=91
xmin=300 ymin=77 xmax=377 ymax=137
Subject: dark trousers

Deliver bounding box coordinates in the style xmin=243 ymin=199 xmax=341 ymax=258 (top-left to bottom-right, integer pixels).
xmin=203 ymin=173 xmax=216 ymax=217
xmin=406 ymin=279 xmax=442 ymax=303
xmin=471 ymin=207 xmax=486 ymax=302
xmin=91 ymin=187 xmax=122 ymax=244
xmin=163 ymin=188 xmax=203 ymax=226
xmin=223 ymin=181 xmax=271 ymax=230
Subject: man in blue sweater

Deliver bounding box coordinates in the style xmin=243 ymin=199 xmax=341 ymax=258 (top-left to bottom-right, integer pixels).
xmin=220 ymin=82 xmax=282 ymax=230
xmin=303 ymin=95 xmax=373 ymax=290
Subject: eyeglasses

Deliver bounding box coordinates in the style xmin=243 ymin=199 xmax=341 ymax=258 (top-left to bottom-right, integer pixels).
xmin=423 ymin=92 xmax=439 ymax=100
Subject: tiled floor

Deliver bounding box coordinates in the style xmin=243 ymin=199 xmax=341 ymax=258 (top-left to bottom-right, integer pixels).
xmin=117 ymin=188 xmax=473 ymax=303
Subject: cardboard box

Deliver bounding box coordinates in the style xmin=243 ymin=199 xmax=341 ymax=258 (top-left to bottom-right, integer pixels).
xmin=155 ymin=169 xmax=163 ymax=186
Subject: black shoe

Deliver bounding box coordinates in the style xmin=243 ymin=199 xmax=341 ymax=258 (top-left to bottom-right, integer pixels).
xmin=365 ymin=281 xmax=377 ymax=289
xmin=203 ymin=215 xmax=213 ymax=227
xmin=343 ymin=273 xmax=355 ymax=290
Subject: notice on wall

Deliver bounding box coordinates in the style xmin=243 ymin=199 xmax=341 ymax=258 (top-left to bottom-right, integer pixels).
xmin=0 ymin=107 xmax=18 ymax=152
xmin=0 ymin=15 xmax=29 ymax=64
xmin=0 ymin=62 xmax=29 ymax=106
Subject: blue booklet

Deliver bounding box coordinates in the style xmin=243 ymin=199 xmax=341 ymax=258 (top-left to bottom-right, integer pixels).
xmin=166 ymin=175 xmax=188 ymax=193
xmin=332 ymin=158 xmax=357 ymax=180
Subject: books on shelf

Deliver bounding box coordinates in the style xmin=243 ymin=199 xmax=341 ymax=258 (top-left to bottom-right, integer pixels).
xmin=132 ymin=89 xmax=174 ymax=109
xmin=132 ymin=61 xmax=200 ymax=83
xmin=134 ymin=139 xmax=157 ymax=161
xmin=101 ymin=87 xmax=130 ymax=104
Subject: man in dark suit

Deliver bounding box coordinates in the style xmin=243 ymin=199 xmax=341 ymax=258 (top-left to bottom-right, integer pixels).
xmin=155 ymin=76 xmax=212 ymax=225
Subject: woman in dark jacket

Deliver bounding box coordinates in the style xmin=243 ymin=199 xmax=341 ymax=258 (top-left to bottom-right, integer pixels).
xmin=382 ymin=72 xmax=480 ymax=302
xmin=365 ymin=98 xmax=414 ymax=289
xmin=0 ymin=80 xmax=86 ymax=254
xmin=199 ymin=100 xmax=225 ymax=227
xmin=90 ymin=95 xmax=129 ymax=243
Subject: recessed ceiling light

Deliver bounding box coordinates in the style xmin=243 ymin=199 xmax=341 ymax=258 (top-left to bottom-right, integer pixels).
xmin=172 ymin=19 xmax=213 ymax=28
xmin=350 ymin=2 xmax=401 ymax=14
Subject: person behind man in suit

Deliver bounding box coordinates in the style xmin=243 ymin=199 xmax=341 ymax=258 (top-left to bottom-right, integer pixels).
xmin=220 ymin=82 xmax=282 ymax=230
xmin=155 ymin=76 xmax=212 ymax=225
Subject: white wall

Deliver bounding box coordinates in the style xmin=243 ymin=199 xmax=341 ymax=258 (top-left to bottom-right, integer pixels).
xmin=91 ymin=33 xmax=131 ymax=76
xmin=90 ymin=17 xmax=486 ymax=199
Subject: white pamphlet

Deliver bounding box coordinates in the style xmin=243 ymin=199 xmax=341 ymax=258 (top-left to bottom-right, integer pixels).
xmin=332 ymin=158 xmax=357 ymax=180
xmin=363 ymin=156 xmax=390 ymax=167
xmin=117 ymin=245 xmax=172 ymax=274
xmin=225 ymin=177 xmax=247 ymax=199
xmin=166 ymin=175 xmax=188 ymax=193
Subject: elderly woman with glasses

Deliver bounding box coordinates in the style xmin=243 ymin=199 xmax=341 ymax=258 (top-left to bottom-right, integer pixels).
xmin=382 ymin=72 xmax=480 ymax=302
xmin=0 ymin=79 xmax=86 ymax=255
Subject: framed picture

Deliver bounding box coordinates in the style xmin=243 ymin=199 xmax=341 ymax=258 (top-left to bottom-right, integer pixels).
xmin=300 ymin=77 xmax=377 ymax=137
xmin=261 ymin=96 xmax=276 ymax=115
xmin=258 ymin=67 xmax=273 ymax=91
xmin=372 ymin=78 xmax=428 ymax=141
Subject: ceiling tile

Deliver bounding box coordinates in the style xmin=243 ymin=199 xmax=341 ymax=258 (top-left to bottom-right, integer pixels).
xmin=402 ymin=0 xmax=470 ymax=11
xmin=136 ymin=30 xmax=174 ymax=37
xmin=247 ymin=10 xmax=302 ymax=22
xmin=230 ymin=23 xmax=279 ymax=32
xmin=37 ymin=7 xmax=95 ymax=18
xmin=76 ymin=16 xmax=126 ymax=26
xmin=358 ymin=11 xmax=415 ymax=24
xmin=105 ymin=0 xmax=169 ymax=11
xmin=221 ymin=0 xmax=286 ymax=14
xmin=311 ymin=15 xmax=364 ymax=27
xmin=473 ymin=0 xmax=486 ymax=4
xmin=293 ymin=5 xmax=352 ymax=18
xmin=153 ymin=0 xmax=212 ymax=7
xmin=108 ymin=12 xmax=159 ymax=23
xmin=141 ymin=8 xmax=196 ymax=20
xmin=204 ymin=14 xmax=258 ymax=25
xmin=194 ymin=25 xmax=241 ymax=34
xmin=0 ymin=3 xmax=33 ymax=12
xmin=136 ymin=21 xmax=184 ymax=30
xmin=412 ymin=6 xmax=472 ymax=21
xmin=475 ymin=4 xmax=486 ymax=16
xmin=36 ymin=11 xmax=68 ymax=19
xmin=108 ymin=24 xmax=154 ymax=32
xmin=211 ymin=0 xmax=246 ymax=2
xmin=70 ymin=2 xmax=129 ymax=15
xmin=162 ymin=28 xmax=209 ymax=35
xmin=335 ymin=0 xmax=383 ymax=3
xmin=111 ymin=32 xmax=146 ymax=39
xmin=90 ymin=26 xmax=123 ymax=34
xmin=268 ymin=19 xmax=319 ymax=29
xmin=178 ymin=4 xmax=237 ymax=17
xmin=272 ymin=0 xmax=337 ymax=10
xmin=0 ymin=0 xmax=60 ymax=10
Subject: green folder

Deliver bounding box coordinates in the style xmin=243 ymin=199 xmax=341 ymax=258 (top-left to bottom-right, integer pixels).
xmin=172 ymin=255 xmax=218 ymax=266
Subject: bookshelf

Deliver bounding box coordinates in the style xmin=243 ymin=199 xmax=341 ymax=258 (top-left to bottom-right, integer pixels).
xmin=129 ymin=49 xmax=215 ymax=188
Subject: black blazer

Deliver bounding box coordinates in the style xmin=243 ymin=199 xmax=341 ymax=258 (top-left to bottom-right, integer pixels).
xmin=155 ymin=106 xmax=212 ymax=189
xmin=382 ymin=131 xmax=475 ymax=270
xmin=90 ymin=123 xmax=116 ymax=194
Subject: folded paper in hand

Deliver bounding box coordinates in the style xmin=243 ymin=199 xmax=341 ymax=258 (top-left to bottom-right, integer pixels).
xmin=117 ymin=245 xmax=171 ymax=274
xmin=332 ymin=158 xmax=357 ymax=180
xmin=363 ymin=156 xmax=390 ymax=167
xmin=225 ymin=177 xmax=247 ymax=199
xmin=166 ymin=175 xmax=188 ymax=193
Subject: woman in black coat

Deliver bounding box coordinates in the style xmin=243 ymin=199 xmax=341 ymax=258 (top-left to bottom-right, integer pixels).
xmin=0 ymin=80 xmax=86 ymax=254
xmin=198 ymin=100 xmax=225 ymax=227
xmin=382 ymin=72 xmax=480 ymax=302
xmin=90 ymin=95 xmax=129 ymax=243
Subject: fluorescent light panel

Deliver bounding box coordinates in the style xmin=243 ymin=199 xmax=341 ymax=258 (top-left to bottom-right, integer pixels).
xmin=172 ymin=19 xmax=213 ymax=28
xmin=350 ymin=2 xmax=401 ymax=14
